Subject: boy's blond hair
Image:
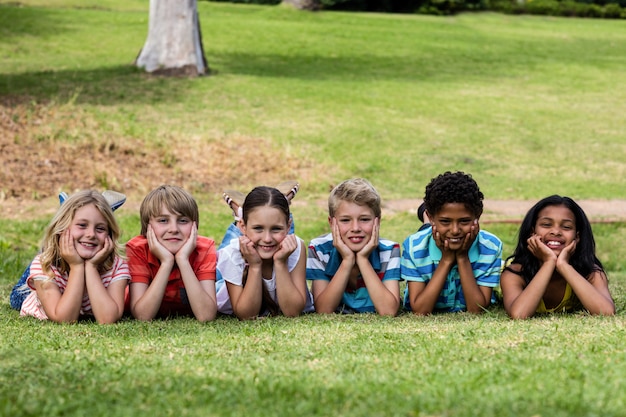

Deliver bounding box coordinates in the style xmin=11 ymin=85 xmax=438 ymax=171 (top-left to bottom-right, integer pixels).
xmin=328 ymin=178 xmax=381 ymax=218
xmin=140 ymin=185 xmax=199 ymax=236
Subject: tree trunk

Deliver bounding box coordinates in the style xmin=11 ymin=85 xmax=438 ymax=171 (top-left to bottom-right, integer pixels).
xmin=283 ymin=0 xmax=321 ymax=11
xmin=282 ymin=0 xmax=322 ymax=10
xmin=135 ymin=0 xmax=209 ymax=76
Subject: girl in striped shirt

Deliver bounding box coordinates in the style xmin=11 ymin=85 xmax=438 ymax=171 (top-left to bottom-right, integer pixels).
xmin=20 ymin=190 xmax=130 ymax=323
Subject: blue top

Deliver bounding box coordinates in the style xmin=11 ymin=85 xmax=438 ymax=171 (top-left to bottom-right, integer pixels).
xmin=307 ymin=233 xmax=401 ymax=313
xmin=401 ymin=226 xmax=503 ymax=312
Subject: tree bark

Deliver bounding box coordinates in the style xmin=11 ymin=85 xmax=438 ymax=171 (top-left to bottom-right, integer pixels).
xmin=135 ymin=0 xmax=209 ymax=76
xmin=282 ymin=0 xmax=322 ymax=10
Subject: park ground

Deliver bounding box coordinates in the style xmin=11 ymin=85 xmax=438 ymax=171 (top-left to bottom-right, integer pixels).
xmin=3 ymin=98 xmax=626 ymax=223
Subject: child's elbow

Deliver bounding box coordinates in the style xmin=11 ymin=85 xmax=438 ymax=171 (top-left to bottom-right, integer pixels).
xmin=196 ymin=314 xmax=216 ymax=323
xmin=377 ymin=308 xmax=398 ymax=317
xmin=507 ymin=309 xmax=533 ymax=320
xmin=593 ymin=305 xmax=616 ymax=316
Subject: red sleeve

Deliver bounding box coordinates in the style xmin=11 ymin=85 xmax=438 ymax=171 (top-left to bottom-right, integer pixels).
xmin=125 ymin=236 xmax=155 ymax=285
xmin=192 ymin=236 xmax=217 ymax=281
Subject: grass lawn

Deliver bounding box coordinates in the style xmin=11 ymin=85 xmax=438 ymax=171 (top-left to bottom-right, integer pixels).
xmin=1 ymin=1 xmax=626 ymax=416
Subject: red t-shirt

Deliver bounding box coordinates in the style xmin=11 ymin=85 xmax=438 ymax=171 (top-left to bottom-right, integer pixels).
xmin=126 ymin=235 xmax=216 ymax=317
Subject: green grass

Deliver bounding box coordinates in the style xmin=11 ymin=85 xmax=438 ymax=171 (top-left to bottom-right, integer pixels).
xmin=2 ymin=1 xmax=626 ymax=416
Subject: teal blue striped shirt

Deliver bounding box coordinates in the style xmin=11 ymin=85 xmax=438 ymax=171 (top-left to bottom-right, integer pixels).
xmin=401 ymin=227 xmax=503 ymax=312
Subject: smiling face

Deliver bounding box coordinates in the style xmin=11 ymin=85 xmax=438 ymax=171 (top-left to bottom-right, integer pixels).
xmin=149 ymin=204 xmax=194 ymax=255
xmin=330 ymin=201 xmax=376 ymax=253
xmin=533 ymin=204 xmax=578 ymax=254
xmin=69 ymin=203 xmax=109 ymax=259
xmin=242 ymin=206 xmax=290 ymax=260
xmin=429 ymin=202 xmax=477 ymax=251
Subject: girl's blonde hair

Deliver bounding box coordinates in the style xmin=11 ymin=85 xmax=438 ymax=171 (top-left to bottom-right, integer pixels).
xmin=39 ymin=190 xmax=122 ymax=279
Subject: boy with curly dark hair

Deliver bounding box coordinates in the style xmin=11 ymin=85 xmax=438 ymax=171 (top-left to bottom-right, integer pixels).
xmin=401 ymin=171 xmax=503 ymax=314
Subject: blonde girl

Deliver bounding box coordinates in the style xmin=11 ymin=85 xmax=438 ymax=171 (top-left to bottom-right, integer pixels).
xmin=20 ymin=190 xmax=130 ymax=323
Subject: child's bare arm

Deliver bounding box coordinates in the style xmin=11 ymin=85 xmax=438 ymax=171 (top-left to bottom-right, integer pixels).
xmin=356 ymin=259 xmax=399 ymax=316
xmin=273 ymin=236 xmax=307 ymax=317
xmin=501 ymin=262 xmax=553 ymax=319
xmin=407 ymin=259 xmax=453 ymax=315
xmin=175 ymin=224 xmax=217 ymax=322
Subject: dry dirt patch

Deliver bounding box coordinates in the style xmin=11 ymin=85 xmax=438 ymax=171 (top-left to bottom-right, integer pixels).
xmin=2 ymin=98 xmax=625 ymax=223
xmin=0 ymin=98 xmax=312 ymax=219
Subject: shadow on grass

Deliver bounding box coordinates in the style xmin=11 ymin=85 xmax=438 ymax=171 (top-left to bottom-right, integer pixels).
xmin=0 ymin=4 xmax=72 ymax=39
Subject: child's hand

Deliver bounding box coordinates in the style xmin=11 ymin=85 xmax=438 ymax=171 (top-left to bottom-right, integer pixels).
xmin=527 ymin=234 xmax=557 ymax=264
xmin=331 ymin=218 xmax=355 ymax=263
xmin=457 ymin=219 xmax=479 ymax=257
xmin=556 ymin=238 xmax=577 ymax=268
xmin=60 ymin=229 xmax=84 ymax=267
xmin=239 ymin=235 xmax=262 ymax=266
xmin=357 ymin=217 xmax=379 ymax=259
xmin=274 ymin=234 xmax=298 ymax=263
xmin=87 ymin=236 xmax=114 ymax=267
xmin=147 ymin=225 xmax=175 ymax=263
xmin=175 ymin=222 xmax=198 ymax=262
xmin=432 ymin=225 xmax=455 ymax=262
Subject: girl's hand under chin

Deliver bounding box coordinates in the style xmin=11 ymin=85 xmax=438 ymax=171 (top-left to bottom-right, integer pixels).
xmin=87 ymin=236 xmax=114 ymax=267
xmin=527 ymin=234 xmax=557 ymax=263
xmin=556 ymin=238 xmax=577 ymax=268
xmin=239 ymin=235 xmax=262 ymax=266
xmin=60 ymin=229 xmax=84 ymax=266
xmin=274 ymin=234 xmax=297 ymax=262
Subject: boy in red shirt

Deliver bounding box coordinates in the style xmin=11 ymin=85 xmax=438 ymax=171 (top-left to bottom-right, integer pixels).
xmin=126 ymin=185 xmax=217 ymax=321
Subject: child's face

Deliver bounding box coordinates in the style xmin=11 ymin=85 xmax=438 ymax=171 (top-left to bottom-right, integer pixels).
xmin=241 ymin=206 xmax=289 ymax=260
xmin=532 ymin=204 xmax=578 ymax=254
xmin=330 ymin=201 xmax=376 ymax=253
xmin=69 ymin=203 xmax=109 ymax=260
xmin=149 ymin=204 xmax=194 ymax=255
xmin=429 ymin=203 xmax=478 ymax=251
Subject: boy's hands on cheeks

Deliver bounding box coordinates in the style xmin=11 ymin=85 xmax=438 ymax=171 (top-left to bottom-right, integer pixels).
xmin=175 ymin=222 xmax=198 ymax=263
xmin=458 ymin=219 xmax=479 ymax=256
xmin=331 ymin=218 xmax=355 ymax=263
xmin=147 ymin=224 xmax=174 ymax=263
xmin=431 ymin=224 xmax=456 ymax=263
xmin=60 ymin=229 xmax=84 ymax=267
xmin=357 ymin=217 xmax=379 ymax=260
xmin=273 ymin=234 xmax=297 ymax=263
xmin=239 ymin=235 xmax=262 ymax=266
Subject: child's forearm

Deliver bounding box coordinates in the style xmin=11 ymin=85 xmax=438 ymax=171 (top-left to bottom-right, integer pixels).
xmin=356 ymin=257 xmax=399 ymax=316
xmin=177 ymin=259 xmax=217 ymax=322
xmin=131 ymin=261 xmax=173 ymax=321
xmin=457 ymin=257 xmax=489 ymax=314
xmin=559 ymin=266 xmax=615 ymax=316
xmin=273 ymin=261 xmax=305 ymax=317
xmin=84 ymin=264 xmax=125 ymax=323
xmin=43 ymin=265 xmax=86 ymax=323
xmin=410 ymin=260 xmax=452 ymax=315
xmin=231 ymin=265 xmax=264 ymax=320
xmin=312 ymin=261 xmax=352 ymax=314
xmin=505 ymin=262 xmax=554 ymax=319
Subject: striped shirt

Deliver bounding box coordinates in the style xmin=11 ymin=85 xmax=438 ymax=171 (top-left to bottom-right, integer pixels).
xmin=20 ymin=254 xmax=130 ymax=320
xmin=307 ymin=233 xmax=401 ymax=313
xmin=401 ymin=227 xmax=502 ymax=312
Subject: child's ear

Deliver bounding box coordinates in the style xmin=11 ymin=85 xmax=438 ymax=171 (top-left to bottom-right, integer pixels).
xmin=237 ymin=220 xmax=245 ymax=234
xmin=328 ymin=216 xmax=333 ymax=227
